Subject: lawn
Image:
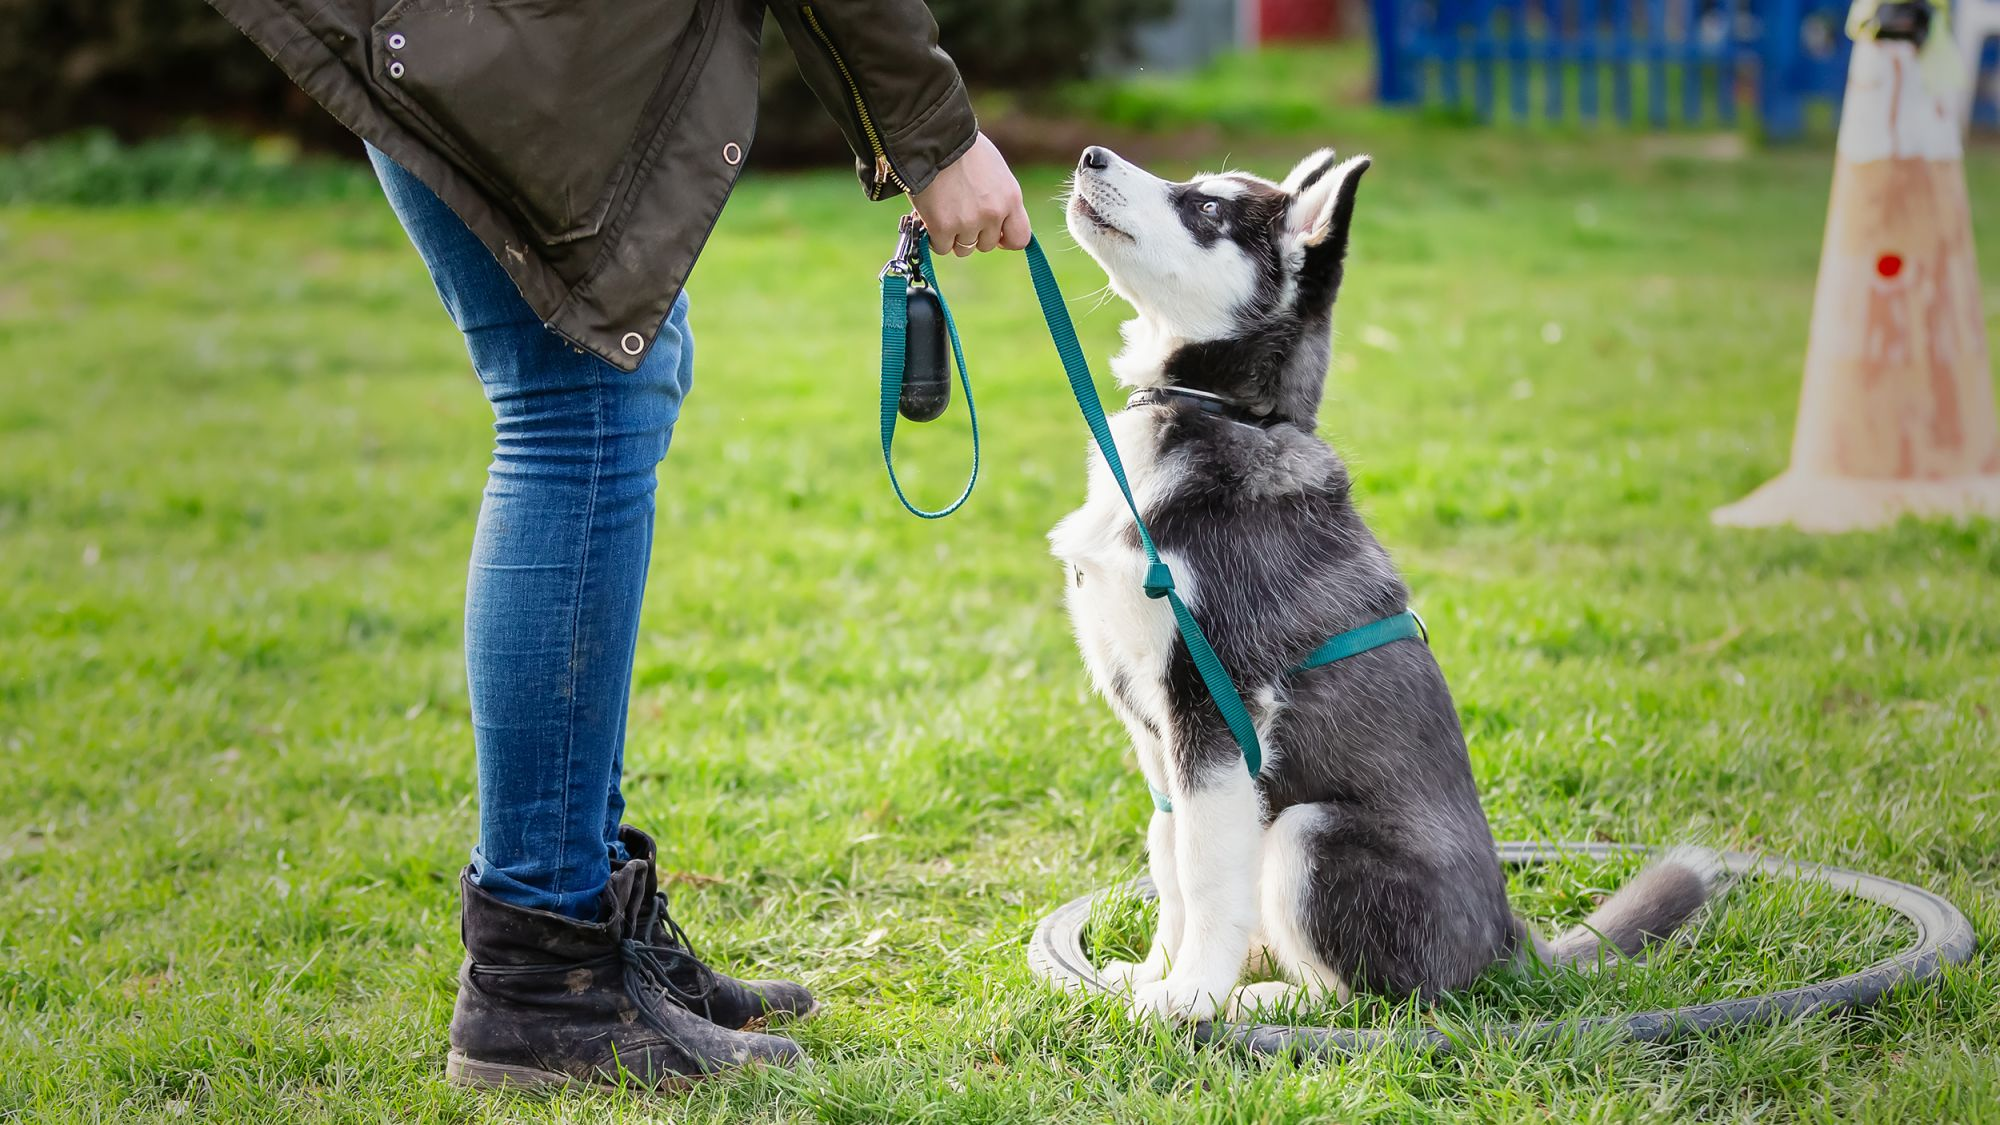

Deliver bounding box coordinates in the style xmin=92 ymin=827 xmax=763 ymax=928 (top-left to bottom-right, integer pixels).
xmin=2 ymin=116 xmax=1997 ymax=1122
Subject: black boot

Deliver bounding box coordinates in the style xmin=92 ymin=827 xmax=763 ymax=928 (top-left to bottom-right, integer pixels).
xmin=617 ymin=826 xmax=818 ymax=1029
xmin=446 ymin=859 xmax=805 ymax=1091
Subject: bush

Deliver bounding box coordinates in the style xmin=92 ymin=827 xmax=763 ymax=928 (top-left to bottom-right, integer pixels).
xmin=1 ymin=0 xmax=1169 ymax=153
xmin=930 ymin=0 xmax=1169 ymax=88
xmin=0 ymin=0 xmax=353 ymax=149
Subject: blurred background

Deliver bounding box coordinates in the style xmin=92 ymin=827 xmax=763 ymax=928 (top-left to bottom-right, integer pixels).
xmin=6 ymin=0 xmax=1997 ymax=188
xmin=4 ymin=3 xmax=2000 ymax=1120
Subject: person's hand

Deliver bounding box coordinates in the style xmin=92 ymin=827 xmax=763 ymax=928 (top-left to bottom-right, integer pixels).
xmin=911 ymin=132 xmax=1031 ymax=256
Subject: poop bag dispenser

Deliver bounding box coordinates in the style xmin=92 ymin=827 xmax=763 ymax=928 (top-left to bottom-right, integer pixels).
xmin=884 ymin=214 xmax=951 ymax=423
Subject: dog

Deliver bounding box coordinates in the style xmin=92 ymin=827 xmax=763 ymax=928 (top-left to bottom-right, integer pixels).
xmin=1051 ymin=145 xmax=1719 ymax=1022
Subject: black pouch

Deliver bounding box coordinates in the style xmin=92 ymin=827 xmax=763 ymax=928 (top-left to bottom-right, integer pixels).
xmin=898 ymin=283 xmax=951 ymax=422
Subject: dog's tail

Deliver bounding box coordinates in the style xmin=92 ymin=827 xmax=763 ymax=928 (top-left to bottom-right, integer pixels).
xmin=1537 ymin=846 xmax=1725 ymax=967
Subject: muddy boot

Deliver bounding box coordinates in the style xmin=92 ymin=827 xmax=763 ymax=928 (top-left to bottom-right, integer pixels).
xmin=445 ymin=858 xmax=805 ymax=1091
xmin=617 ymin=826 xmax=817 ymax=1029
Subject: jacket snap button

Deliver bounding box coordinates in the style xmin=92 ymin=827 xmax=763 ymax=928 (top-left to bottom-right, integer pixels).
xmin=388 ymin=60 xmax=405 ymax=79
xmin=387 ymin=32 xmax=406 ymax=49
xmin=620 ymin=332 xmax=645 ymax=356
xmin=722 ymin=142 xmax=742 ymax=166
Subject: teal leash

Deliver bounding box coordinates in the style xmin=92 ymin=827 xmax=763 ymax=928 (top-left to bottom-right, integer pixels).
xmin=881 ymin=232 xmax=1428 ymax=812
xmin=879 ymin=230 xmax=978 ymax=518
xmin=1020 ymin=237 xmax=1269 ymax=783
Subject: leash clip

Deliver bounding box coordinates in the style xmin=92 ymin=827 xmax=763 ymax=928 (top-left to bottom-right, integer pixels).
xmin=881 ymin=212 xmax=927 ymax=282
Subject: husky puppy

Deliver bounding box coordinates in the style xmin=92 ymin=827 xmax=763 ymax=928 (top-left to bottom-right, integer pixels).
xmin=1051 ymin=146 xmax=1718 ymax=1022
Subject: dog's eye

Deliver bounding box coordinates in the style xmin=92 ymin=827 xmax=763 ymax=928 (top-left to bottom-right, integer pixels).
xmin=1199 ymin=200 xmax=1220 ymax=218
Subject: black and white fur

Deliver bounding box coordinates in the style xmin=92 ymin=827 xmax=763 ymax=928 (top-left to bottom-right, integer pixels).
xmin=1052 ymin=146 xmax=1719 ymax=1022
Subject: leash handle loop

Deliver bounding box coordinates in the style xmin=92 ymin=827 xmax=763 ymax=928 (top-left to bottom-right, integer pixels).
xmin=879 ymin=231 xmax=979 ymax=519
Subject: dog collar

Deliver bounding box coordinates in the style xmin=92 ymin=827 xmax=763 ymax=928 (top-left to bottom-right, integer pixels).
xmin=1126 ymin=386 xmax=1280 ymax=429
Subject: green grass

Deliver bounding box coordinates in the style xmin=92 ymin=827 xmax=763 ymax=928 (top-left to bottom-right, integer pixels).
xmin=2 ymin=120 xmax=1998 ymax=1122
xmin=0 ymin=131 xmax=384 ymax=207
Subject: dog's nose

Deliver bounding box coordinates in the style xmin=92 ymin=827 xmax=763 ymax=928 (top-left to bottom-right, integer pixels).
xmin=1080 ymin=146 xmax=1113 ymax=172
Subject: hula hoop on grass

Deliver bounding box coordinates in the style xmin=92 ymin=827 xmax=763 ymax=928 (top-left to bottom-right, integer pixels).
xmin=1025 ymin=842 xmax=1975 ymax=1058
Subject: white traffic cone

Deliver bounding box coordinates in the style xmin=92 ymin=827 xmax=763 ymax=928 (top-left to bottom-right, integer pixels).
xmin=1714 ymin=2 xmax=1999 ymax=532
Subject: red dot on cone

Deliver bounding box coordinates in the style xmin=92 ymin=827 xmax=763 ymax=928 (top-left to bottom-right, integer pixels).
xmin=1876 ymin=253 xmax=1903 ymax=278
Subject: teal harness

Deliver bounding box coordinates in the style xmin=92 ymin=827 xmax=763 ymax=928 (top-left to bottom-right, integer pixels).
xmin=879 ymin=227 xmax=1428 ymax=813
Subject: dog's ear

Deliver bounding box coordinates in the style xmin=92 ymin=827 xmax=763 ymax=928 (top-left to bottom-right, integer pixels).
xmin=1284 ymin=152 xmax=1371 ymax=254
xmin=1280 ymin=148 xmax=1340 ymax=194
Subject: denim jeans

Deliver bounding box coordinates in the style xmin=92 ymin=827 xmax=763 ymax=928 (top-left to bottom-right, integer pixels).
xmin=368 ymin=147 xmax=692 ymax=918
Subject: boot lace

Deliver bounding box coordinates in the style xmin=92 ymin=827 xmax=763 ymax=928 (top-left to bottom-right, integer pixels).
xmin=622 ymin=893 xmax=720 ymax=1019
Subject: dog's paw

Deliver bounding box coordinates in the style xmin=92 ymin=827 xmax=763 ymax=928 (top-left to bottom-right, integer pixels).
xmin=1224 ymin=981 xmax=1300 ymax=1021
xmin=1128 ymin=978 xmax=1222 ymax=1022
xmin=1098 ymin=958 xmax=1166 ymax=992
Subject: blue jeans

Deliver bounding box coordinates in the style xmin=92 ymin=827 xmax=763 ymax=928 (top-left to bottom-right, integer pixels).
xmin=368 ymin=148 xmax=692 ymax=918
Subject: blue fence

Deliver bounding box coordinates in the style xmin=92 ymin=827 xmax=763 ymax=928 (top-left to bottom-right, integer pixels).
xmin=1981 ymin=33 xmax=2000 ymax=129
xmin=1372 ymin=0 xmax=1856 ymax=139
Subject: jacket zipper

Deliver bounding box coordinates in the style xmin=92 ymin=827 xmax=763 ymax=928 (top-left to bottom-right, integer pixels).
xmin=800 ymin=4 xmax=908 ymax=197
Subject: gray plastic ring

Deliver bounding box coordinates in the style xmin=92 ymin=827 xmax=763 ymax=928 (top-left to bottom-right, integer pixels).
xmin=1025 ymin=842 xmax=1975 ymax=1058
